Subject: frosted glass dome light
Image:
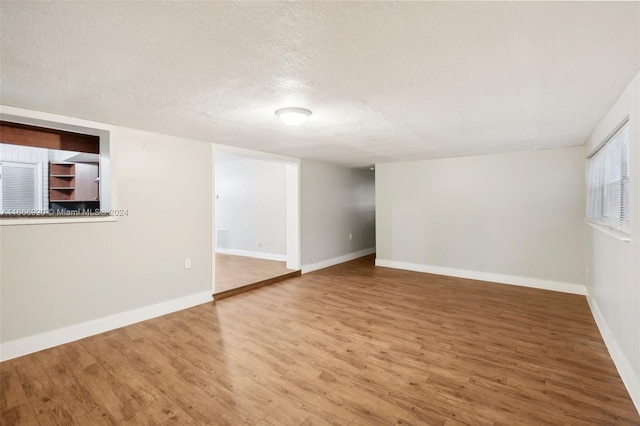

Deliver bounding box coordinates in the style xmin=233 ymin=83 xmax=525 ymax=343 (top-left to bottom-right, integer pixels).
xmin=275 ymin=107 xmax=312 ymax=126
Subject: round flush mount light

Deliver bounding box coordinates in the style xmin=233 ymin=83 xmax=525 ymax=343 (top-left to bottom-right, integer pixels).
xmin=275 ymin=107 xmax=312 ymax=126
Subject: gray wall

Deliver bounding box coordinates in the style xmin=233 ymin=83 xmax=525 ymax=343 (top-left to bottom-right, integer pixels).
xmin=300 ymin=160 xmax=375 ymax=267
xmin=215 ymin=155 xmax=287 ymax=256
xmin=375 ymin=146 xmax=586 ymax=286
xmin=585 ymin=71 xmax=640 ymax=407
xmin=1 ymin=125 xmax=212 ymax=343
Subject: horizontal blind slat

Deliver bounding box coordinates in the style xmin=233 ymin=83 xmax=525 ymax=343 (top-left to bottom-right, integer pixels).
xmin=1 ymin=162 xmax=38 ymax=211
xmin=586 ymin=122 xmax=630 ymax=235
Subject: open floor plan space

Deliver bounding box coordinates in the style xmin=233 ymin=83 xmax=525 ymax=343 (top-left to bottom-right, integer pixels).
xmin=1 ymin=256 xmax=637 ymax=425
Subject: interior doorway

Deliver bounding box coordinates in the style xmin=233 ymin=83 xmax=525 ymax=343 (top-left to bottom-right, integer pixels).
xmin=211 ymin=147 xmax=300 ymax=297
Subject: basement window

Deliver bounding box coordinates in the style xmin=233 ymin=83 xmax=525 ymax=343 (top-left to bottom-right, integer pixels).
xmin=0 ymin=120 xmax=112 ymax=221
xmin=586 ymin=120 xmax=630 ymax=236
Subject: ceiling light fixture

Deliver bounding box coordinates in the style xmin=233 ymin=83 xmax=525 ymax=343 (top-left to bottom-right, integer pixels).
xmin=275 ymin=107 xmax=312 ymax=126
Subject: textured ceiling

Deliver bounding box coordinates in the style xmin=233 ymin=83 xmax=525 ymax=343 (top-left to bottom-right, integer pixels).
xmin=1 ymin=2 xmax=638 ymax=167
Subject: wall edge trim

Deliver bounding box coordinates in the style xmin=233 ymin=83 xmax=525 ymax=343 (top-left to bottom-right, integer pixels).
xmin=301 ymin=247 xmax=376 ymax=274
xmin=215 ymin=248 xmax=287 ymax=262
xmin=0 ymin=291 xmax=213 ymax=362
xmin=587 ymin=294 xmax=640 ymax=414
xmin=374 ymin=258 xmax=587 ymax=295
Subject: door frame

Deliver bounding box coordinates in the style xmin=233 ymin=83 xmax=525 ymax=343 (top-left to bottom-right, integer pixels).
xmin=210 ymin=145 xmax=301 ymax=294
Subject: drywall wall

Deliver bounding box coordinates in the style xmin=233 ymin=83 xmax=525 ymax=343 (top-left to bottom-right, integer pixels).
xmin=215 ymin=153 xmax=287 ymax=259
xmin=376 ymin=146 xmax=586 ymax=291
xmin=0 ymin=107 xmax=213 ymax=356
xmin=584 ymin=71 xmax=640 ymax=411
xmin=300 ymin=160 xmax=375 ymax=271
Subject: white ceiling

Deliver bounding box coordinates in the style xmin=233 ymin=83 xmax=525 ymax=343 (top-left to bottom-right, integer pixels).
xmin=1 ymin=2 xmax=638 ymax=168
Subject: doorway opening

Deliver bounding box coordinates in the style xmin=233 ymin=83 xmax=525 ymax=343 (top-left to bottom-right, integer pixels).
xmin=212 ymin=147 xmax=300 ymax=298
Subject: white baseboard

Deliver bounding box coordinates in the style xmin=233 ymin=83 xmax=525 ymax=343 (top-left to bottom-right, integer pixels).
xmin=302 ymin=247 xmax=376 ymax=274
xmin=0 ymin=291 xmax=213 ymax=362
xmin=215 ymin=248 xmax=287 ymax=262
xmin=587 ymin=294 xmax=640 ymax=414
xmin=374 ymin=259 xmax=587 ymax=295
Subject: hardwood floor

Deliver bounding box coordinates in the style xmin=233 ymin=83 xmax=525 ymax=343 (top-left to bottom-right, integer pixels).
xmin=214 ymin=253 xmax=294 ymax=294
xmin=214 ymin=270 xmax=301 ymax=301
xmin=2 ymin=255 xmax=638 ymax=425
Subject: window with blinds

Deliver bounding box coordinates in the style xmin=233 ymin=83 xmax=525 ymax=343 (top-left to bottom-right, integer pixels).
xmin=0 ymin=162 xmax=43 ymax=213
xmin=586 ymin=121 xmax=630 ymax=235
xmin=0 ymin=120 xmax=109 ymax=218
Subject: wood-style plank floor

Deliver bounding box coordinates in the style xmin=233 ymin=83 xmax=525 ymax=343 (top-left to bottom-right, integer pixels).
xmin=2 ymin=255 xmax=638 ymax=425
xmin=215 ymin=253 xmax=293 ymax=293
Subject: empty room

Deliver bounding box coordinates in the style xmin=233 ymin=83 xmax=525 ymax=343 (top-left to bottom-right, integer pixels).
xmin=1 ymin=1 xmax=639 ymax=425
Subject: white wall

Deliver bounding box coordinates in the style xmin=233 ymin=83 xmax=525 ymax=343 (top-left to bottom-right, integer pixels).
xmin=215 ymin=154 xmax=287 ymax=259
xmin=300 ymin=160 xmax=375 ymax=272
xmin=0 ymin=107 xmax=213 ymax=359
xmin=585 ymin=71 xmax=640 ymax=411
xmin=376 ymin=146 xmax=586 ymax=293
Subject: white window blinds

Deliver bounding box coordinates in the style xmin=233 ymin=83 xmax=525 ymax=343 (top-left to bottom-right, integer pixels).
xmin=587 ymin=121 xmax=630 ymax=234
xmin=0 ymin=162 xmax=42 ymax=213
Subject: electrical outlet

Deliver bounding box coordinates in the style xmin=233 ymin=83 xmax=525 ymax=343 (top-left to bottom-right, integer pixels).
xmin=256 ymin=241 xmax=262 ymax=248
xmin=184 ymin=258 xmax=192 ymax=269
xmin=349 ymin=233 xmax=352 ymax=240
